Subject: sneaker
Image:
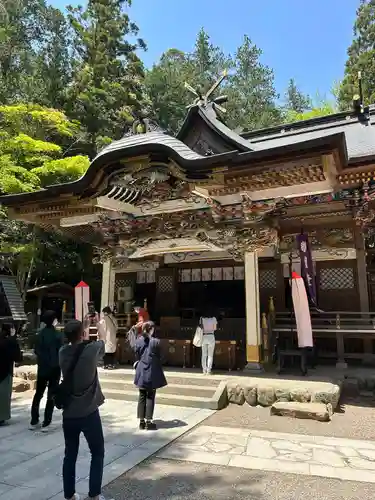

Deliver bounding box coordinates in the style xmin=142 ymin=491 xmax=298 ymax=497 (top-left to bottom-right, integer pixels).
xmin=41 ymin=423 xmax=51 ymax=433
xmin=145 ymin=421 xmax=157 ymax=431
xmin=98 ymin=495 xmax=115 ymax=500
xmin=71 ymin=494 xmax=80 ymax=500
xmin=139 ymin=420 xmax=146 ymax=430
xmin=29 ymin=423 xmax=41 ymax=431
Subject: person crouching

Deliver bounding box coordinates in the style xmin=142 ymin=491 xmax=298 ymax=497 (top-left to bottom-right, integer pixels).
xmin=131 ymin=321 xmax=167 ymax=430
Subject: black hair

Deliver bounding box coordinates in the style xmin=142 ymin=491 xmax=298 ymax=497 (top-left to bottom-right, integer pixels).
xmin=42 ymin=310 xmax=56 ymax=327
xmin=102 ymin=306 xmax=112 ymax=314
xmin=142 ymin=321 xmax=155 ymax=336
xmin=64 ymin=319 xmax=83 ymax=343
xmin=202 ymin=305 xmax=215 ymax=318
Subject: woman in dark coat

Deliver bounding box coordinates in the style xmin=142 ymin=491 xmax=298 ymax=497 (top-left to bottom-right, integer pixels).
xmin=130 ymin=321 xmax=167 ymax=430
xmin=0 ymin=324 xmax=22 ymax=425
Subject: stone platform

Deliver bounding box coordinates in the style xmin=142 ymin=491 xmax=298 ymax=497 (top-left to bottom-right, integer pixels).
xmin=14 ymin=365 xmax=343 ymax=417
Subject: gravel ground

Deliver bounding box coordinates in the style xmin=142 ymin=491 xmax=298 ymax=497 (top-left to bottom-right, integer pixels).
xmin=103 ymin=458 xmax=375 ymax=500
xmin=202 ymin=394 xmax=375 ymax=440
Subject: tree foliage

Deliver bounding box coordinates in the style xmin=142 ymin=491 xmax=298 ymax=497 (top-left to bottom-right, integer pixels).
xmin=145 ymin=30 xmax=280 ymax=134
xmin=0 ymin=103 xmax=88 ymax=194
xmin=225 ymin=35 xmax=281 ymax=131
xmin=339 ymin=0 xmax=375 ymax=109
xmin=64 ymin=0 xmax=148 ymax=154
xmin=284 ymin=78 xmax=311 ymax=114
xmin=0 ymin=103 xmax=90 ymax=299
xmin=0 ymin=0 xmax=71 ymax=107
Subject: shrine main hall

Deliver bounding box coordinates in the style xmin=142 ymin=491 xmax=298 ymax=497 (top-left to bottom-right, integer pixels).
xmin=2 ymin=89 xmax=375 ymax=370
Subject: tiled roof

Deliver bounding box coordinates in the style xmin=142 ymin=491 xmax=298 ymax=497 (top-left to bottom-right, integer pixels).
xmin=243 ymin=108 xmax=375 ymax=162
xmin=94 ymin=131 xmax=205 ymax=162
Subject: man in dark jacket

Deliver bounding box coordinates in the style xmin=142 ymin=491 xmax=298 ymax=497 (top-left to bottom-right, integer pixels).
xmin=30 ymin=310 xmax=63 ymax=431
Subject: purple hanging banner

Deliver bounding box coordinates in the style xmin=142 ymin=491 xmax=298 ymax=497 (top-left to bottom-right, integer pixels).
xmin=296 ymin=233 xmax=317 ymax=306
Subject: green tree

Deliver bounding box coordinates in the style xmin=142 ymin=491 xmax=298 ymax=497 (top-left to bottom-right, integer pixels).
xmin=0 ymin=0 xmax=71 ymax=107
xmin=192 ymin=28 xmax=231 ymax=92
xmin=225 ymin=35 xmax=281 ymax=131
xmin=144 ymin=49 xmax=192 ymax=134
xmin=284 ymin=94 xmax=337 ymax=123
xmin=35 ymin=6 xmax=72 ymax=108
xmin=65 ymin=0 xmax=148 ymax=154
xmin=339 ymin=0 xmax=375 ymax=110
xmin=145 ymin=29 xmax=232 ymax=134
xmin=0 ymin=103 xmax=88 ymax=193
xmin=284 ymin=78 xmax=311 ymax=114
xmin=0 ymin=103 xmax=90 ymax=300
xmin=147 ymin=32 xmax=281 ymax=133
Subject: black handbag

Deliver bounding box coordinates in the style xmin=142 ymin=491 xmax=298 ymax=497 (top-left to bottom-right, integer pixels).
xmin=55 ymin=341 xmax=89 ymax=410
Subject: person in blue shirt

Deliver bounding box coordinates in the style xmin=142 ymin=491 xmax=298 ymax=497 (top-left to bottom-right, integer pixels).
xmin=30 ymin=310 xmax=63 ymax=431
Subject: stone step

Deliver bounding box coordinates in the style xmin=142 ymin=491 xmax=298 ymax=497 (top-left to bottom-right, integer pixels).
xmin=99 ymin=377 xmax=217 ymax=398
xmin=270 ymin=401 xmax=333 ymax=422
xmin=98 ymin=368 xmax=221 ymax=388
xmin=101 ymin=387 xmax=223 ymax=410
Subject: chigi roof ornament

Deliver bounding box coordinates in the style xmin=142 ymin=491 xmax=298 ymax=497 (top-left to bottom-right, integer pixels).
xmin=184 ymin=69 xmax=229 ymax=114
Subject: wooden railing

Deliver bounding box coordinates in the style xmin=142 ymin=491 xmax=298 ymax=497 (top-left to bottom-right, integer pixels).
xmin=269 ymin=311 xmax=375 ymax=367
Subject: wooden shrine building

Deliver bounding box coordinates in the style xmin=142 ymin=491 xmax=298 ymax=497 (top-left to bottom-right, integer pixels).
xmin=2 ymin=82 xmax=375 ymax=370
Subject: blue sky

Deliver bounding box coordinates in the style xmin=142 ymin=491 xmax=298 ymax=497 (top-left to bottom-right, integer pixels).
xmin=50 ymin=0 xmax=359 ymax=101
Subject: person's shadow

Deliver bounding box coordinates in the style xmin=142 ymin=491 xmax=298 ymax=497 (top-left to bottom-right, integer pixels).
xmin=152 ymin=419 xmax=187 ymax=429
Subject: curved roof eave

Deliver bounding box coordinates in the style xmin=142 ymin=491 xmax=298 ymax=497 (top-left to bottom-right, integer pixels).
xmin=0 ymin=131 xmax=348 ymax=207
xmin=177 ymin=104 xmax=256 ymax=152
xmin=0 ymin=132 xmax=237 ymax=205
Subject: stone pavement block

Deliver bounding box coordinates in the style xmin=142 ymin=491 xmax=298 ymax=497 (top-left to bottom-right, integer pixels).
xmin=271 ymin=401 xmax=332 ymax=422
xmin=310 ymin=464 xmax=375 ymax=483
xmin=338 ymin=447 xmax=359 ymax=457
xmin=162 ymin=425 xmax=375 ymax=484
xmin=312 ymin=449 xmax=346 ymax=467
xmin=158 ymin=447 xmax=231 ymax=465
xmin=0 ymin=483 xmax=15 ymax=496
xmin=347 ymin=457 xmax=375 ymax=470
xmin=0 ymin=450 xmax=35 ymax=475
xmin=246 ymin=437 xmax=277 ymax=458
xmin=229 ymin=454 xmax=311 ymax=475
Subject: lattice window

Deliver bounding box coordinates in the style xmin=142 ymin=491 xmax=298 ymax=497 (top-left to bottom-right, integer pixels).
xmin=114 ymin=277 xmax=133 ymax=296
xmin=259 ymin=269 xmax=277 ymax=289
xmin=158 ymin=275 xmax=174 ymax=293
xmin=320 ymin=268 xmax=355 ymax=290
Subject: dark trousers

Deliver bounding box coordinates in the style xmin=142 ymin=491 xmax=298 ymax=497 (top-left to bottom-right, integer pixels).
xmin=30 ymin=367 xmax=60 ymax=426
xmin=103 ymin=352 xmax=115 ymax=367
xmin=137 ymin=388 xmax=156 ymax=420
xmin=63 ymin=409 xmax=104 ymax=499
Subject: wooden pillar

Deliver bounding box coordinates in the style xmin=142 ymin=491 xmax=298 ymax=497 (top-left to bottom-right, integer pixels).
xmin=244 ymin=251 xmax=262 ymax=370
xmin=100 ymin=260 xmax=111 ymax=311
xmin=354 ymin=226 xmax=369 ymax=312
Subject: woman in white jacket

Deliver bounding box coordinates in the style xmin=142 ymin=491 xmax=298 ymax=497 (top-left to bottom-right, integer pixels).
xmin=100 ymin=306 xmax=118 ymax=369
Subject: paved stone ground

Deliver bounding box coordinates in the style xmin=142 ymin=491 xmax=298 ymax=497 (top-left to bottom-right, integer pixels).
xmin=157 ymin=425 xmax=375 ymax=482
xmin=102 ymin=394 xmax=375 ymax=500
xmin=0 ymin=397 xmax=213 ymax=500
xmin=103 ymin=458 xmax=375 ymax=500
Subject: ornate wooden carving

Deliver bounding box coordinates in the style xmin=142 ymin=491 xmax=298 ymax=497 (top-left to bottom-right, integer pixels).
xmin=195 ymin=226 xmax=278 ymax=261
